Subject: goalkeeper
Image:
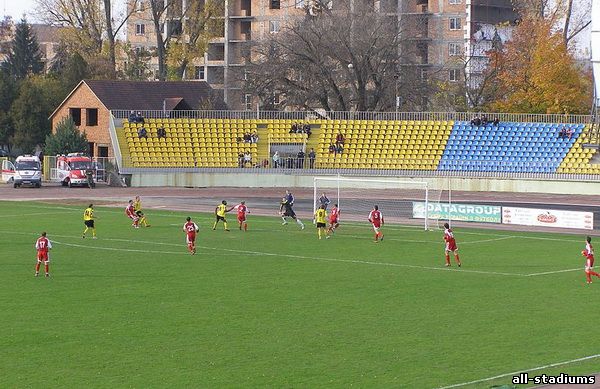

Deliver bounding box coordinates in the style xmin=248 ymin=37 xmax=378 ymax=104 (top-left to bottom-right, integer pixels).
xmin=280 ymin=197 xmax=304 ymax=230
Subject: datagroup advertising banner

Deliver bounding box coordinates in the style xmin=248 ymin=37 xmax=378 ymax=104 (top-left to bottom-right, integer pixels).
xmin=502 ymin=207 xmax=594 ymax=230
xmin=412 ymin=202 xmax=501 ymax=223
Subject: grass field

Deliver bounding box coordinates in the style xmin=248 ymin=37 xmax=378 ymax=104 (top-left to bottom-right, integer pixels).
xmin=1 ymin=200 xmax=599 ymax=388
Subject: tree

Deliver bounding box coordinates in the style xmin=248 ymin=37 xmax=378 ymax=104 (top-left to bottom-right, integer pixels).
xmin=10 ymin=76 xmax=63 ymax=152
xmin=44 ymin=116 xmax=88 ymax=155
xmin=245 ymin=0 xmax=415 ymax=112
xmin=122 ymin=45 xmax=153 ymax=81
xmin=2 ymin=18 xmax=43 ymax=80
xmin=490 ymin=16 xmax=592 ymax=114
xmin=166 ymin=0 xmax=224 ymax=80
xmin=0 ymin=71 xmax=17 ymax=150
xmin=36 ymin=0 xmax=136 ymax=78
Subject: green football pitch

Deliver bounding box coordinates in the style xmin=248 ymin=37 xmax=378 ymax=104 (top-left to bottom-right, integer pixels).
xmin=1 ymin=200 xmax=599 ymax=388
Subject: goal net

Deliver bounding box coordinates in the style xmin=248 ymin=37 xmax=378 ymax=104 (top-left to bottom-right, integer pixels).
xmin=313 ymin=176 xmax=444 ymax=230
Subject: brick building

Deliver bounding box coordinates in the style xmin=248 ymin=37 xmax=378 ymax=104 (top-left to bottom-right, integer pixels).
xmin=49 ymin=80 xmax=226 ymax=158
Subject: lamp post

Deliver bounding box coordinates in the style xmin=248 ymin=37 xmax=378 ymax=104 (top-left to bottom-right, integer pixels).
xmin=394 ymin=74 xmax=400 ymax=112
xmin=347 ymin=63 xmax=354 ymax=113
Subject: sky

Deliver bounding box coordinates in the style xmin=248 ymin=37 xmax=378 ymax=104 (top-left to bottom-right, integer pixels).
xmin=2 ymin=0 xmax=38 ymax=21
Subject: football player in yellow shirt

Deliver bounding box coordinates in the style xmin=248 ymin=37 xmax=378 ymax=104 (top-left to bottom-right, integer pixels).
xmin=213 ymin=200 xmax=233 ymax=231
xmin=83 ymin=204 xmax=97 ymax=239
xmin=134 ymin=196 xmax=150 ymax=227
xmin=314 ymin=204 xmax=328 ymax=240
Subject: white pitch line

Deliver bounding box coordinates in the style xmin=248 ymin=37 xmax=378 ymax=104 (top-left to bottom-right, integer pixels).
xmin=436 ymin=353 xmax=600 ymax=389
xmin=52 ymin=240 xmax=191 ymax=256
xmin=0 ymin=211 xmax=78 ymax=218
xmin=460 ymin=236 xmax=514 ymax=244
xmin=1 ymin=230 xmax=523 ymax=277
xmin=526 ymin=267 xmax=582 ymax=277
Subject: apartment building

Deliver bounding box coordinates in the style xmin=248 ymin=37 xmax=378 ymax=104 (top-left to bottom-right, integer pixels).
xmin=126 ymin=0 xmax=517 ymax=110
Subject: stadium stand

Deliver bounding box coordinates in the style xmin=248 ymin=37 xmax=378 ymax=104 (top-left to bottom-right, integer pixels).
xmin=123 ymin=118 xmax=258 ymax=167
xmin=557 ymin=126 xmax=600 ymax=174
xmin=438 ymin=122 xmax=584 ymax=173
xmin=317 ymin=120 xmax=453 ymax=169
xmin=119 ymin=116 xmax=597 ymax=174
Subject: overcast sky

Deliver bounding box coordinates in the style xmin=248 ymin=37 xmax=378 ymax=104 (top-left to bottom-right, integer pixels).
xmin=1 ymin=0 xmax=38 ymax=21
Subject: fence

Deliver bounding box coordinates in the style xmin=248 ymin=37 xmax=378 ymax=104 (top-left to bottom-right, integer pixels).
xmin=111 ymin=110 xmax=593 ymax=125
xmin=119 ymin=156 xmax=600 ymax=182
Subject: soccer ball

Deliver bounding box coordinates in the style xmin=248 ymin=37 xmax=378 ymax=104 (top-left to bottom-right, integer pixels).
xmin=582 ymin=250 xmax=587 ymax=256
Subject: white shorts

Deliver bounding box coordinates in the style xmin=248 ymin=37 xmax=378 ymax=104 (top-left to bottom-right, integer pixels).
xmin=372 ymin=225 xmax=380 ymax=232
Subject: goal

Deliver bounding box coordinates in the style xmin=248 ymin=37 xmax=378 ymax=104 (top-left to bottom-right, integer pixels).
xmin=313 ymin=176 xmax=444 ymax=230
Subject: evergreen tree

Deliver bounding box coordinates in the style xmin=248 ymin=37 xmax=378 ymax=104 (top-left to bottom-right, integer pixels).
xmin=10 ymin=76 xmax=63 ymax=152
xmin=44 ymin=116 xmax=88 ymax=156
xmin=3 ymin=18 xmax=44 ymax=79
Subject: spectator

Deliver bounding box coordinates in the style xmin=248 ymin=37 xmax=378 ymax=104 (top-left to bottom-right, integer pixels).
xmin=329 ymin=144 xmax=336 ymax=153
xmin=136 ymin=111 xmax=145 ymax=124
xmin=336 ymin=144 xmax=343 ymax=154
xmin=251 ymin=131 xmax=259 ymax=144
xmin=492 ymin=118 xmax=499 ymax=126
xmin=128 ymin=110 xmax=137 ymax=123
xmin=236 ymin=136 xmax=243 ymax=143
xmin=243 ymin=133 xmax=251 ymax=143
xmin=297 ymin=150 xmax=305 ymax=169
xmin=471 ymin=115 xmax=481 ymax=126
xmin=567 ymin=128 xmax=574 ymax=139
xmin=243 ymin=151 xmax=252 ymax=167
xmin=335 ymin=133 xmax=345 ymax=146
xmin=290 ymin=123 xmax=298 ymax=134
xmin=481 ymin=115 xmax=488 ymax=126
xmin=272 ymin=151 xmax=280 ymax=168
xmin=303 ymin=124 xmax=312 ymax=138
xmin=308 ymin=148 xmax=316 ymax=169
xmin=238 ymin=152 xmax=245 ymax=168
xmin=138 ymin=127 xmax=148 ymax=139
xmin=558 ymin=127 xmax=567 ymax=139
xmin=157 ymin=127 xmax=167 ymax=139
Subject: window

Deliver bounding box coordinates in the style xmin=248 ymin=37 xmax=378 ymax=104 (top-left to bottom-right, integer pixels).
xmin=244 ymin=94 xmax=252 ymax=111
xmin=69 ymin=108 xmax=82 ymax=126
xmin=420 ymin=68 xmax=428 ymax=81
xmin=270 ymin=0 xmax=280 ymax=9
xmin=448 ymin=42 xmax=462 ymax=56
xmin=295 ymin=0 xmax=305 ymax=7
xmin=269 ymin=20 xmax=280 ymax=34
xmin=135 ymin=23 xmax=145 ymax=35
xmin=194 ymin=66 xmax=205 ymax=80
xmin=86 ymin=108 xmax=98 ymax=126
xmin=449 ymin=69 xmax=459 ymax=82
xmin=449 ymin=0 xmax=461 ymax=3
xmin=135 ymin=0 xmax=144 ymax=12
xmin=449 ymin=17 xmax=461 ymax=30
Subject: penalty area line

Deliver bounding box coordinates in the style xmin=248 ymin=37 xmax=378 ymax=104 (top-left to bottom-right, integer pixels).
xmin=436 ymin=353 xmax=600 ymax=389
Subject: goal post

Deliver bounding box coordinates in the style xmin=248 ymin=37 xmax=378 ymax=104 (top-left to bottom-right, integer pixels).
xmin=313 ymin=176 xmax=443 ymax=230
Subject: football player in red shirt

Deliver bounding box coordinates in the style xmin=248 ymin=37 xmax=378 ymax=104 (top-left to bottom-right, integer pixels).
xmin=35 ymin=232 xmax=52 ymax=277
xmin=582 ymin=236 xmax=600 ymax=284
xmin=234 ymin=201 xmax=249 ymax=231
xmin=125 ymin=200 xmax=140 ymax=228
xmin=183 ymin=217 xmax=199 ymax=255
xmin=368 ymin=205 xmax=384 ymax=242
xmin=327 ymin=203 xmax=340 ymax=236
xmin=443 ymin=222 xmax=461 ymax=267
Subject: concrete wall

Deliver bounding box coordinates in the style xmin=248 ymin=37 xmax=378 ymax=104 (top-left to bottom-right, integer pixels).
xmin=130 ymin=171 xmax=600 ymax=195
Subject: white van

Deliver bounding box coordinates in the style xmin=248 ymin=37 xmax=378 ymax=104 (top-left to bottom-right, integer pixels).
xmin=2 ymin=155 xmax=42 ymax=188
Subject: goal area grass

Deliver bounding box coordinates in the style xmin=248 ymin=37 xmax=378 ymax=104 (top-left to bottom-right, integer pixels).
xmin=1 ymin=200 xmax=598 ymax=388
